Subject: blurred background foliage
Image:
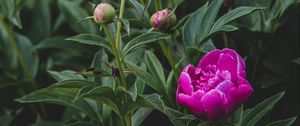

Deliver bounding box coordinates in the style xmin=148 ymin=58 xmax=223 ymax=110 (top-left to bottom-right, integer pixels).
xmin=0 ymin=0 xmax=299 ymax=125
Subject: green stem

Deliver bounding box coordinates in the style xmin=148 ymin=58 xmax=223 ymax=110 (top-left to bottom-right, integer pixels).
xmin=122 ymin=114 xmax=132 ymax=126
xmin=114 ymin=0 xmax=127 ymax=88
xmin=222 ymin=33 xmax=229 ymax=47
xmin=116 ymin=0 xmax=126 ymax=50
xmin=102 ymin=25 xmax=126 ymax=88
xmin=159 ymin=40 xmax=179 ymax=80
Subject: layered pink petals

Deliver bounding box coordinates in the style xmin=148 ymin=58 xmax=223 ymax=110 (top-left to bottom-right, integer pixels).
xmin=176 ymin=48 xmax=253 ymax=121
xmin=177 ymin=72 xmax=193 ymax=95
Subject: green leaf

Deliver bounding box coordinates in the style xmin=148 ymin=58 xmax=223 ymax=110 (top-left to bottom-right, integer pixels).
xmin=229 ymin=105 xmax=243 ymax=126
xmin=145 ymin=51 xmax=166 ymax=87
xmin=128 ymin=80 xmax=138 ymax=102
xmin=241 ymin=92 xmax=285 ymax=126
xmin=16 ymin=34 xmax=39 ymax=79
xmin=265 ymin=116 xmax=297 ymax=126
xmin=132 ymin=108 xmax=153 ymax=126
xmin=0 ymin=23 xmax=17 ymax=69
xmin=183 ymin=1 xmax=259 ymax=47
xmin=269 ymin=0 xmax=297 ymax=22
xmin=224 ymin=105 xmax=244 ymax=125
xmin=128 ymin=93 xmax=165 ymax=113
xmin=293 ymin=57 xmax=300 ymax=65
xmin=135 ymin=77 xmax=145 ymax=95
xmin=53 ymin=14 xmax=65 ymax=32
xmin=166 ymin=70 xmax=174 ymax=102
xmin=100 ymin=104 xmax=113 ymax=125
xmin=48 ymin=70 xmax=85 ymax=82
xmin=122 ymin=32 xmax=170 ymax=56
xmin=35 ymin=36 xmax=68 ymax=50
xmin=203 ymin=25 xmax=238 ymax=43
xmin=0 ymin=0 xmax=22 ymax=28
xmin=236 ymin=0 xmax=299 ymax=32
xmin=28 ymin=0 xmax=51 ymax=42
xmin=195 ymin=0 xmax=223 ymax=45
xmin=211 ymin=25 xmax=239 ymax=33
xmin=172 ymin=13 xmax=191 ymax=30
xmin=164 ymin=107 xmax=192 ymax=126
xmin=143 ymin=0 xmax=152 ymax=18
xmin=183 ymin=0 xmax=223 ymax=46
xmin=90 ymin=50 xmax=109 ymax=72
xmin=80 ymin=86 xmax=164 ymax=120
xmin=81 ymin=98 xmax=106 ymax=125
xmin=183 ymin=2 xmax=208 ymax=47
xmin=57 ymin=0 xmax=97 ymax=34
xmin=125 ymin=60 xmax=163 ymax=94
xmin=128 ymin=0 xmax=150 ymax=19
xmin=91 ymin=50 xmax=115 ymax=88
xmin=89 ymin=50 xmax=111 ymax=84
xmin=16 ymin=79 xmax=102 ymax=121
xmin=0 ymin=0 xmax=15 ymax=20
xmin=196 ymin=39 xmax=216 ymax=53
xmin=66 ymin=34 xmax=112 ymax=53
xmin=120 ymin=18 xmax=131 ymax=36
xmin=35 ymin=36 xmax=83 ymax=55
xmin=79 ymin=86 xmax=120 ymax=116
xmin=210 ymin=7 xmax=259 ymax=34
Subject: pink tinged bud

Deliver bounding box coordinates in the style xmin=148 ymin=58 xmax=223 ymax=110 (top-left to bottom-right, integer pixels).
xmin=93 ymin=3 xmax=116 ymax=24
xmin=176 ymin=48 xmax=253 ymax=121
xmin=150 ymin=8 xmax=177 ymax=30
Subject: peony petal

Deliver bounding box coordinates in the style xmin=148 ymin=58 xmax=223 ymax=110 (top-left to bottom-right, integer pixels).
xmin=237 ymin=84 xmax=253 ymax=102
xmin=222 ymin=48 xmax=246 ymax=78
xmin=197 ymin=49 xmax=222 ymax=69
xmin=216 ymin=80 xmax=234 ymax=95
xmin=182 ymin=64 xmax=193 ymax=72
xmin=177 ymin=93 xmax=206 ymax=117
xmin=201 ymin=89 xmax=225 ymax=121
xmin=217 ymin=53 xmax=238 ymax=82
xmin=230 ymin=78 xmax=253 ymax=104
xmin=192 ymin=90 xmax=205 ymax=99
xmin=215 ymin=80 xmax=236 ymax=115
xmin=177 ymin=72 xmax=193 ymax=95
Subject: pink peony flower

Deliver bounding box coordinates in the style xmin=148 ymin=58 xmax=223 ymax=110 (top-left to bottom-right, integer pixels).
xmin=176 ymin=48 xmax=253 ymax=121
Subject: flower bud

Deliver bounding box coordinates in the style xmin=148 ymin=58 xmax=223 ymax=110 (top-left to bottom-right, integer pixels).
xmin=93 ymin=3 xmax=116 ymax=24
xmin=150 ymin=8 xmax=177 ymax=30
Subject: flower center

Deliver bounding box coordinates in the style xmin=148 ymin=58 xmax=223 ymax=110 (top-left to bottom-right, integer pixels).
xmin=187 ymin=65 xmax=231 ymax=92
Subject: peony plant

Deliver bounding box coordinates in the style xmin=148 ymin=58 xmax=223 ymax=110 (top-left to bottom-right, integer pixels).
xmin=0 ymin=0 xmax=297 ymax=126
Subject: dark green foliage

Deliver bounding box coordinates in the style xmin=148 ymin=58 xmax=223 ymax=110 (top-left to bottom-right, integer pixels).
xmin=0 ymin=0 xmax=298 ymax=126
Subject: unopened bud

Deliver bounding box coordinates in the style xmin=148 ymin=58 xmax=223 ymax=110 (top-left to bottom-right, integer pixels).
xmin=93 ymin=3 xmax=116 ymax=24
xmin=150 ymin=8 xmax=177 ymax=30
